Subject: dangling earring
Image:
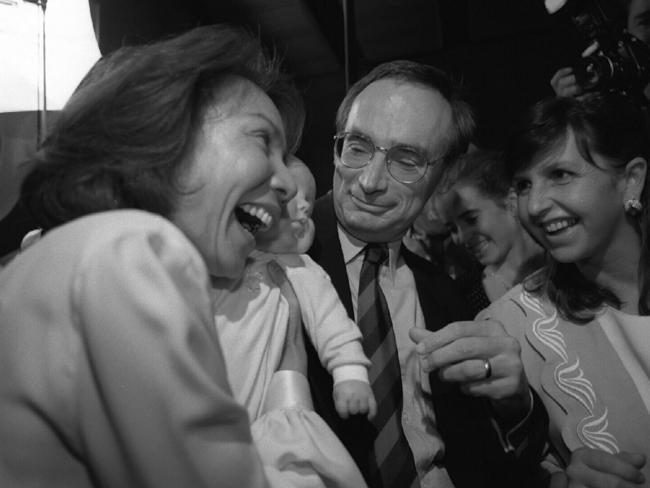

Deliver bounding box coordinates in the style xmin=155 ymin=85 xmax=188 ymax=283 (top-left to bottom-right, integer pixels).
xmin=624 ymin=198 xmax=643 ymax=216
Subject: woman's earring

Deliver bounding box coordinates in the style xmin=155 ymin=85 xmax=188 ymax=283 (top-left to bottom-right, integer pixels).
xmin=624 ymin=198 xmax=643 ymax=216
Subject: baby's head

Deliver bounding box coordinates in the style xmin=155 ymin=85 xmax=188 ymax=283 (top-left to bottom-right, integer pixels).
xmin=256 ymin=155 xmax=316 ymax=254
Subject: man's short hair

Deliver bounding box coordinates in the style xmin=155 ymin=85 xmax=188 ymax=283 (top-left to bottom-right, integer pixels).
xmin=335 ymin=60 xmax=475 ymax=165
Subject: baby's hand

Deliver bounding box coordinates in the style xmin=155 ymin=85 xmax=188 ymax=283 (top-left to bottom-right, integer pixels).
xmin=333 ymin=380 xmax=376 ymax=420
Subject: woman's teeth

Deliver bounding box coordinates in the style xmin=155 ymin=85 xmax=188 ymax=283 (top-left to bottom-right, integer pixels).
xmin=235 ymin=204 xmax=273 ymax=235
xmin=543 ymin=218 xmax=577 ymax=234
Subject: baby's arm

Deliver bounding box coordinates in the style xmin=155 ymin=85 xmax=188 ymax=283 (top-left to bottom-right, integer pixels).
xmin=281 ymin=254 xmax=375 ymax=419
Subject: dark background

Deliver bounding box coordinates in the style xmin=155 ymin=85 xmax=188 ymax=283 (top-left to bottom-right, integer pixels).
xmin=1 ymin=0 xmax=583 ymax=255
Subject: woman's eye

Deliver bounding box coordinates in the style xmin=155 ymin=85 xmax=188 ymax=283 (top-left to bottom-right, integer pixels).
xmin=550 ymin=169 xmax=572 ymax=182
xmin=462 ymin=214 xmax=477 ymax=226
xmin=253 ymin=130 xmax=271 ymax=149
xmin=513 ymin=180 xmax=530 ymax=194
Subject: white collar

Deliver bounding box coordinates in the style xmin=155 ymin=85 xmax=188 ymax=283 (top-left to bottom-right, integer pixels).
xmin=336 ymin=224 xmax=402 ymax=278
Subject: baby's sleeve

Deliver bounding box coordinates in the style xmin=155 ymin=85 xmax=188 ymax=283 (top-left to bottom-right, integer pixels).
xmin=283 ymin=254 xmax=370 ymax=384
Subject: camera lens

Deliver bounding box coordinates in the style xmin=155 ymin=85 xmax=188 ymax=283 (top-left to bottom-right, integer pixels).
xmin=574 ymin=53 xmax=615 ymax=90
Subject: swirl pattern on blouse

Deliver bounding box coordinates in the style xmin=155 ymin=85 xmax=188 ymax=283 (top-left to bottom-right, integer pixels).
xmin=520 ymin=292 xmax=620 ymax=454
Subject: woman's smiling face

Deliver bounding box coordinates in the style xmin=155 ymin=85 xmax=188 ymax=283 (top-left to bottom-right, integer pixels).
xmin=513 ymin=131 xmax=629 ymax=266
xmin=172 ymin=78 xmax=296 ymax=279
xmin=435 ymin=184 xmax=517 ymax=267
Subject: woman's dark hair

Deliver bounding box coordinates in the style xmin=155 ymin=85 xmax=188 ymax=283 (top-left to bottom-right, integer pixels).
xmin=335 ymin=60 xmax=475 ymax=167
xmin=505 ymin=94 xmax=650 ymax=321
xmin=436 ymin=149 xmax=511 ymax=203
xmin=21 ymin=24 xmax=304 ymax=230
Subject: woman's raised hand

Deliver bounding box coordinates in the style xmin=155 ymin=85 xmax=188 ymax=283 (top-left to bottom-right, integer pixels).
xmin=549 ymin=448 xmax=646 ymax=488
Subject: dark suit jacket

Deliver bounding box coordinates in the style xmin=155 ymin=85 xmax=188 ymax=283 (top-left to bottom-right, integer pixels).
xmin=306 ymin=192 xmax=547 ymax=488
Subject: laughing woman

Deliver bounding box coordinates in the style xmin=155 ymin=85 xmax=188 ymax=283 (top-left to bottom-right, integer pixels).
xmin=0 ymin=25 xmax=303 ymax=488
xmin=478 ymin=94 xmax=650 ymax=487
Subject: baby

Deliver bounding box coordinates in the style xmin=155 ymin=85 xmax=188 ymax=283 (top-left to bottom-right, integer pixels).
xmin=212 ymin=156 xmax=374 ymax=487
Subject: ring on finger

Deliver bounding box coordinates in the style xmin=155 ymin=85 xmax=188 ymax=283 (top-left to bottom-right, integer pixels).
xmin=483 ymin=359 xmax=492 ymax=380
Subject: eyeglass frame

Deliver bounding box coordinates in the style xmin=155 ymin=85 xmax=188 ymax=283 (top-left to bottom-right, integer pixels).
xmin=332 ymin=131 xmax=443 ymax=184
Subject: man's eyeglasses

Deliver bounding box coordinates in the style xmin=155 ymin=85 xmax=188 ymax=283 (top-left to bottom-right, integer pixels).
xmin=333 ymin=132 xmax=441 ymax=184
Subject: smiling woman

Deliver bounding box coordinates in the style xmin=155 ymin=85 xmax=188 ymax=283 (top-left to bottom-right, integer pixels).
xmin=0 ymin=24 xmax=305 ymax=488
xmin=478 ymin=93 xmax=650 ymax=486
xmin=434 ymin=149 xmax=544 ymax=304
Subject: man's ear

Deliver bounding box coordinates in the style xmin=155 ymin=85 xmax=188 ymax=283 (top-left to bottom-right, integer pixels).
xmin=623 ymin=157 xmax=647 ymax=203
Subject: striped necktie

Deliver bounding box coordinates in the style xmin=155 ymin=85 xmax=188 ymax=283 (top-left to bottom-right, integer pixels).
xmin=357 ymin=243 xmax=419 ymax=488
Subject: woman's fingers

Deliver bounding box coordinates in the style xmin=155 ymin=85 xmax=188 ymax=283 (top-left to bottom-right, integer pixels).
xmin=566 ymin=448 xmax=646 ymax=486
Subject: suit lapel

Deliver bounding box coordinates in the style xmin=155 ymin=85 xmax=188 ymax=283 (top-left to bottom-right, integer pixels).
xmin=404 ymin=244 xmax=472 ymax=331
xmin=310 ymin=191 xmax=354 ymax=318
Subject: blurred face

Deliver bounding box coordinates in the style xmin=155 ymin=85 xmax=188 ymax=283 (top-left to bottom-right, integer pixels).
xmin=627 ymin=0 xmax=650 ymax=45
xmin=435 ymin=185 xmax=517 ymax=266
xmin=412 ymin=194 xmax=448 ymax=237
xmin=256 ymin=157 xmax=316 ymax=254
xmin=172 ymin=78 xmax=296 ymax=279
xmin=333 ymin=79 xmax=453 ymax=243
xmin=513 ymin=132 xmax=630 ymax=266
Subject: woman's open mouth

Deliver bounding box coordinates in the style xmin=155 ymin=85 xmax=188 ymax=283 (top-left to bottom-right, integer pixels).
xmin=235 ymin=203 xmax=273 ymax=236
xmin=542 ymin=217 xmax=578 ymax=236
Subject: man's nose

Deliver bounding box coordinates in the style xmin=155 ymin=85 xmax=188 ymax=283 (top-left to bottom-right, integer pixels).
xmin=358 ymin=151 xmax=389 ymax=192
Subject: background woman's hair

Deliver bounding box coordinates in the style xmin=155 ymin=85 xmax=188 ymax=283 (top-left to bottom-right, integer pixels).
xmin=436 ymin=149 xmax=511 ymax=203
xmin=505 ymin=94 xmax=650 ymax=321
xmin=21 ymin=24 xmax=304 ymax=231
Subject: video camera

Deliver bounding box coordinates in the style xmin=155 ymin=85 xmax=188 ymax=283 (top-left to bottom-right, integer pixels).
xmin=547 ymin=0 xmax=650 ymax=105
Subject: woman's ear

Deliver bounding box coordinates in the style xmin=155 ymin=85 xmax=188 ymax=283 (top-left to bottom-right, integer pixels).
xmin=623 ymin=157 xmax=647 ymax=202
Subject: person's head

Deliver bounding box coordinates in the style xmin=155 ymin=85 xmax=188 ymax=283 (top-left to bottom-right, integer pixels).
xmin=624 ymin=0 xmax=650 ymax=45
xmin=255 ymin=155 xmax=316 ymax=254
xmin=331 ymin=60 xmax=475 ymax=243
xmin=411 ymin=194 xmax=448 ymax=238
xmin=434 ymin=150 xmax=521 ymax=267
xmin=20 ymin=24 xmax=305 ymax=280
xmin=505 ymin=94 xmax=650 ymax=317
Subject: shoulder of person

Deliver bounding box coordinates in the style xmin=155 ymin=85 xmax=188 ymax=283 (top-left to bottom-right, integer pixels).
xmin=476 ymin=282 xmax=553 ymax=340
xmin=40 ymin=210 xmax=207 ymax=283
xmin=272 ymin=252 xmax=308 ymax=268
xmin=402 ymin=244 xmax=456 ymax=285
xmin=277 ymin=253 xmax=334 ymax=282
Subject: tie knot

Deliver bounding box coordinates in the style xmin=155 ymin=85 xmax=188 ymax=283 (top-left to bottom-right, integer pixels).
xmin=365 ymin=243 xmax=388 ymax=266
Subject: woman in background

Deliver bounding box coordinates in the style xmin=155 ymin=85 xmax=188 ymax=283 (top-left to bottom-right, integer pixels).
xmin=434 ymin=149 xmax=544 ymax=309
xmin=480 ymin=94 xmax=650 ymax=487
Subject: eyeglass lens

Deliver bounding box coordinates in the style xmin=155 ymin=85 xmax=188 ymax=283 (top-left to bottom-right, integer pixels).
xmin=335 ymin=133 xmax=427 ymax=183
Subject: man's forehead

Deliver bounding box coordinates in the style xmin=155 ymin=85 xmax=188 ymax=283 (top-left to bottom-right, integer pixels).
xmin=347 ymin=79 xmax=452 ymax=152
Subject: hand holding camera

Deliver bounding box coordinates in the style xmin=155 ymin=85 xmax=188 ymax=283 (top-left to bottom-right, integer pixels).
xmin=548 ymin=0 xmax=650 ymax=106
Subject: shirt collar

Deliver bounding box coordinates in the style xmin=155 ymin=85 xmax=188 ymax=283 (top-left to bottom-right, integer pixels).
xmin=337 ymin=224 xmax=402 ymax=278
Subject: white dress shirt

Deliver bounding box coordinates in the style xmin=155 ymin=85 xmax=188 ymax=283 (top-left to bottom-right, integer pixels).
xmin=337 ymin=225 xmax=455 ymax=488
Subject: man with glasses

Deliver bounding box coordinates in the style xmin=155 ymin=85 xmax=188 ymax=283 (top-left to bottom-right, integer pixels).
xmin=306 ymin=60 xmax=547 ymax=488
